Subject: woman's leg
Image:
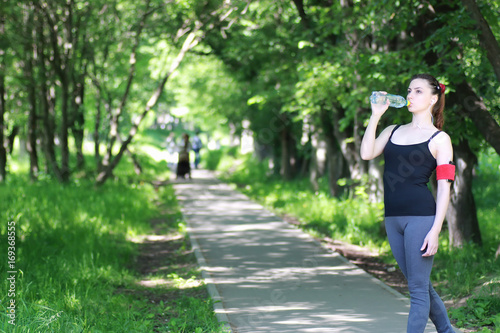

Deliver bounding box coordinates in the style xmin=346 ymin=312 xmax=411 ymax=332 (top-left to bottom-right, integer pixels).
xmin=385 ymin=216 xmax=408 ymax=278
xmin=404 ymin=217 xmax=455 ymax=332
xmin=386 ymin=216 xmax=454 ymax=333
xmin=403 ymin=216 xmax=435 ymax=333
xmin=429 ymin=284 xmax=454 ymax=332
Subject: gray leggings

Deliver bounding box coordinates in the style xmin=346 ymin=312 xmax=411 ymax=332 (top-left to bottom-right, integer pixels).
xmin=385 ymin=216 xmax=454 ymax=333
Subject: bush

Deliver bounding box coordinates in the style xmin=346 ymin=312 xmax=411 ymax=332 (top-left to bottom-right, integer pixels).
xmin=202 ymin=146 xmax=240 ymax=171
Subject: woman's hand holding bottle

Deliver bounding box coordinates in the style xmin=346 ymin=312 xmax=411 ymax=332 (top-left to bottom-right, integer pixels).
xmin=370 ymin=91 xmax=390 ymax=118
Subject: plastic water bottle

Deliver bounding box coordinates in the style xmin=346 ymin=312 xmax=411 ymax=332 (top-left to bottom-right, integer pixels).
xmin=370 ymin=91 xmax=409 ymax=108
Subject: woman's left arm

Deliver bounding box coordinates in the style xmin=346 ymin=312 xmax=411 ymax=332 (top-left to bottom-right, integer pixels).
xmin=421 ymin=132 xmax=454 ymax=257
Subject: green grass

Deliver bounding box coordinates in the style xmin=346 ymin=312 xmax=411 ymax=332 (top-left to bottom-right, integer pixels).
xmin=133 ymin=184 xmax=227 ymax=333
xmin=217 ymin=148 xmax=500 ymax=333
xmin=0 ymin=175 xmax=156 ymax=332
xmin=448 ymin=297 xmax=500 ymax=332
xmin=0 ymin=137 xmax=227 ymax=332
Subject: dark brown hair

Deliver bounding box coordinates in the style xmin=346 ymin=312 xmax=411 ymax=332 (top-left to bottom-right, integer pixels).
xmin=410 ymin=74 xmax=445 ymax=130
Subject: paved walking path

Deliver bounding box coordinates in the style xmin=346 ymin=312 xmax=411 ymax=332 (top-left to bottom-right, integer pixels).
xmin=172 ymin=169 xmax=460 ymax=333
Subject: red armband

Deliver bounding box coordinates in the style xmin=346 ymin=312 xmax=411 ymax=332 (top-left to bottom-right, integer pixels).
xmin=436 ymin=163 xmax=455 ymax=182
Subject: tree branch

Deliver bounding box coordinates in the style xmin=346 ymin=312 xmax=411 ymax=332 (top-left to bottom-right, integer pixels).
xmin=96 ymin=25 xmax=203 ymax=186
xmin=101 ymin=0 xmax=152 ymax=170
xmin=461 ymin=0 xmax=500 ymax=82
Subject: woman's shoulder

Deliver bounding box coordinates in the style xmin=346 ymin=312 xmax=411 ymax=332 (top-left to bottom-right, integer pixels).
xmin=431 ymin=129 xmax=451 ymax=144
xmin=381 ymin=124 xmax=399 ymax=134
xmin=375 ymin=124 xmax=399 ymax=142
xmin=430 ymin=130 xmax=453 ymax=158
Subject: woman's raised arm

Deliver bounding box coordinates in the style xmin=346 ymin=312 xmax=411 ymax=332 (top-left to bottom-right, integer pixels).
xmin=360 ymin=96 xmax=393 ymax=160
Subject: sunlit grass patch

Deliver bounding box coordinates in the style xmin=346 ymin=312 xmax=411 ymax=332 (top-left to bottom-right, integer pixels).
xmin=0 ymin=148 xmax=226 ymax=332
xmin=0 ymin=175 xmax=158 ymax=331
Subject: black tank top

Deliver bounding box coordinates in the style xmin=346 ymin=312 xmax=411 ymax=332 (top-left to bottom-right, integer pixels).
xmin=383 ymin=125 xmax=441 ymax=217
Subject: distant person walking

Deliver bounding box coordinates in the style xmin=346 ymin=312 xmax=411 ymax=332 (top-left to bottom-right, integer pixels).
xmin=176 ymin=133 xmax=191 ymax=179
xmin=360 ymin=74 xmax=456 ymax=333
xmin=192 ymin=133 xmax=202 ymax=169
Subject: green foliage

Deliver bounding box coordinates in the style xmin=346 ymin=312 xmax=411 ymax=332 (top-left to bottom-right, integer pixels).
xmin=0 ymin=153 xmax=224 ymax=332
xmin=203 ymin=149 xmax=225 ymax=171
xmin=201 ymin=146 xmax=239 ymax=171
xmin=449 ymin=297 xmax=500 ymax=332
xmin=218 ymin=151 xmax=271 ymax=182
xmin=169 ymin=53 xmax=247 ymax=137
xmin=432 ymin=243 xmax=500 ymax=297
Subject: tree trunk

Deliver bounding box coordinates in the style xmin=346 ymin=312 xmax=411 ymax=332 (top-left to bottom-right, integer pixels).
xmin=0 ymin=52 xmax=6 ymax=182
xmin=461 ymin=0 xmax=500 ymax=83
xmin=300 ymin=132 xmax=313 ymax=177
xmin=41 ymin=87 xmax=61 ymax=179
xmin=325 ymin=136 xmax=345 ymax=198
xmin=6 ymin=126 xmax=18 ymax=155
xmin=367 ymin=158 xmax=384 ymax=203
xmin=296 ymin=118 xmax=315 ymax=185
xmin=280 ymin=115 xmax=294 ymax=181
xmin=320 ymin=107 xmax=345 ymax=197
xmin=39 ymin=1 xmax=72 ymax=182
xmin=37 ymin=20 xmax=62 ymax=181
xmin=26 ymin=58 xmax=39 ymax=182
xmin=307 ymin=137 xmax=319 ymax=192
xmin=94 ymin=94 xmax=102 ymax=170
xmin=71 ymin=77 xmax=86 ymax=170
xmin=89 ymin=68 xmax=110 ymax=171
xmin=446 ymin=139 xmax=482 ymax=246
xmin=73 ymin=114 xmax=85 ymax=170
xmin=59 ymin=71 xmax=70 ymax=181
xmin=330 ymin=106 xmax=365 ymax=185
xmin=304 ymin=128 xmax=325 ymax=192
xmin=72 ymin=25 xmax=91 ymax=171
xmin=25 ymin=13 xmax=39 ymax=181
xmin=116 ymin=134 xmax=142 ymax=175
